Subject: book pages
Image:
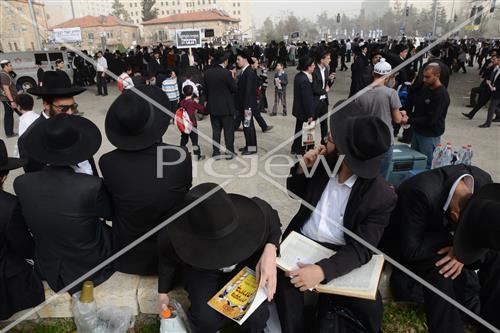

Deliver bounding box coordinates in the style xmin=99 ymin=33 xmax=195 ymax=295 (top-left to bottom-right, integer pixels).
xmin=277 ymin=231 xmax=384 ymax=300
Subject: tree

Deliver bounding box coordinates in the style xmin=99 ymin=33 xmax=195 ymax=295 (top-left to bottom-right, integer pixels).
xmin=141 ymin=0 xmax=158 ymax=22
xmin=112 ymin=0 xmax=132 ymax=23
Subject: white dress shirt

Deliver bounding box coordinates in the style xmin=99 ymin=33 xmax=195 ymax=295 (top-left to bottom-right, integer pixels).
xmin=13 ymin=110 xmax=40 ymax=157
xmin=319 ymin=65 xmax=327 ymax=100
xmin=301 ymin=174 xmax=358 ymax=246
xmin=96 ymin=57 xmax=108 ymax=72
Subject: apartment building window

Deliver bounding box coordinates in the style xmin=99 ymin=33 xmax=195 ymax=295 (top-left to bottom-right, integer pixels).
xmin=213 ymin=0 xmax=216 ymax=3
xmin=233 ymin=3 xmax=235 ymax=6
xmin=208 ymin=0 xmax=211 ymax=3
xmin=88 ymin=33 xmax=94 ymax=39
xmin=177 ymin=0 xmax=180 ymax=4
xmin=238 ymin=2 xmax=240 ymax=6
xmin=8 ymin=43 xmax=13 ymax=51
xmin=167 ymin=10 xmax=170 ymax=14
xmin=11 ymin=23 xmax=16 ymax=32
xmin=14 ymin=42 xmax=19 ymax=51
xmin=238 ymin=10 xmax=240 ymax=14
xmin=135 ymin=3 xmax=138 ymax=7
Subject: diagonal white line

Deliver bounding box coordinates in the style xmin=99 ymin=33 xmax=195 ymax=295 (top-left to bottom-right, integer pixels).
xmin=0 ymin=179 xmax=234 ymax=333
xmin=0 ymin=0 xmax=249 ymax=165
xmin=260 ymin=4 xmax=494 ymax=160
xmin=258 ymin=171 xmax=500 ymax=333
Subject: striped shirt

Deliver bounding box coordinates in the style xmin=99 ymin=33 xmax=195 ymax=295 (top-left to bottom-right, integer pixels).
xmin=162 ymin=77 xmax=180 ymax=102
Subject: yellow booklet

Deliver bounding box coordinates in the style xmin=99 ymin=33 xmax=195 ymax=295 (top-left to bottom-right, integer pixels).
xmin=277 ymin=231 xmax=385 ymax=300
xmin=207 ymin=267 xmax=267 ymax=325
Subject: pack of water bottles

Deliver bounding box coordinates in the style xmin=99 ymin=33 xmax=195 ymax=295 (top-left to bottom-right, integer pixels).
xmin=431 ymin=143 xmax=473 ymax=169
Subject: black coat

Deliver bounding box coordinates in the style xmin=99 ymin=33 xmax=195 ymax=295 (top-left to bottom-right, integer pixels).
xmin=99 ymin=144 xmax=192 ymax=275
xmin=203 ymin=65 xmax=237 ymax=116
xmin=349 ymin=53 xmax=369 ymax=96
xmin=148 ymin=58 xmax=165 ymax=77
xmin=312 ymin=65 xmax=333 ymax=109
xmin=0 ymin=190 xmax=44 ymax=320
xmin=284 ymin=161 xmax=397 ymax=282
xmin=235 ymin=66 xmax=258 ymax=112
xmin=292 ymin=72 xmax=314 ymax=122
xmin=14 ymin=166 xmax=114 ymax=293
xmin=391 ymin=165 xmax=492 ymax=263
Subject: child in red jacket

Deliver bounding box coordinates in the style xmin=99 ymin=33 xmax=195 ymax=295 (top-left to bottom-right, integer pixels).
xmin=180 ymin=85 xmax=205 ymax=160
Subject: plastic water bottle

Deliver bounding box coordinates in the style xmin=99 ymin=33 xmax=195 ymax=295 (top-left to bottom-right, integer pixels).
xmin=457 ymin=145 xmax=467 ymax=165
xmin=243 ymin=109 xmax=252 ymax=128
xmin=443 ymin=146 xmax=453 ymax=166
xmin=431 ymin=144 xmax=444 ymax=169
xmin=73 ymin=281 xmax=98 ymax=333
xmin=466 ymin=144 xmax=473 ymax=165
xmin=160 ymin=300 xmax=189 ymax=333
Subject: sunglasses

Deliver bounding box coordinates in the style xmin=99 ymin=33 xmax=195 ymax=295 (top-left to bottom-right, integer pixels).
xmin=51 ymin=103 xmax=78 ymax=113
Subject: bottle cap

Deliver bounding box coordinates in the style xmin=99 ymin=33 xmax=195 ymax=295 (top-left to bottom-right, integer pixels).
xmin=79 ymin=281 xmax=94 ymax=303
xmin=161 ymin=307 xmax=172 ymax=319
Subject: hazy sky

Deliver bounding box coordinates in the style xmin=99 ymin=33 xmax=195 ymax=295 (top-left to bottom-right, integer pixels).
xmin=251 ymin=0 xmax=458 ymax=27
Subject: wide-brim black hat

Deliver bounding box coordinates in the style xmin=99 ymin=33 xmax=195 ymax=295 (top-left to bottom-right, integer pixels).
xmin=330 ymin=103 xmax=391 ymax=179
xmin=236 ymin=49 xmax=255 ymax=65
xmin=213 ymin=50 xmax=231 ymax=64
xmin=23 ymin=113 xmax=101 ymax=166
xmin=28 ymin=71 xmax=86 ymax=97
xmin=168 ymin=183 xmax=267 ymax=270
xmin=454 ymin=183 xmax=500 ymax=265
xmin=0 ymin=139 xmax=26 ymax=171
xmin=105 ymin=85 xmax=170 ymax=151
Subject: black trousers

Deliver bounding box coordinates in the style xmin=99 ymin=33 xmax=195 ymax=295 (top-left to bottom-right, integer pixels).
xmin=182 ymin=267 xmax=269 ymax=333
xmin=242 ymin=114 xmax=257 ymax=152
xmin=253 ymin=104 xmax=269 ymax=131
xmin=210 ymin=115 xmax=235 ymax=155
xmin=409 ymin=251 xmax=500 ymax=333
xmin=470 ymin=86 xmax=483 ymax=107
xmin=2 ymin=101 xmax=14 ymax=136
xmin=469 ymin=90 xmax=491 ymax=118
xmin=315 ymin=100 xmax=329 ymax=144
xmin=291 ymin=118 xmax=305 ymax=155
xmin=468 ymin=54 xmax=475 ymax=66
xmin=96 ymin=72 xmax=108 ymax=95
xmin=340 ymin=55 xmax=348 ymax=70
xmin=275 ymin=270 xmax=383 ymax=333
xmin=485 ymin=97 xmax=500 ymax=126
xmin=180 ymin=130 xmax=200 ymax=156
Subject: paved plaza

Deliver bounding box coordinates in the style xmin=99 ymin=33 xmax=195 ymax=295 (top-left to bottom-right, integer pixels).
xmin=1 ymin=65 xmax=499 ymax=230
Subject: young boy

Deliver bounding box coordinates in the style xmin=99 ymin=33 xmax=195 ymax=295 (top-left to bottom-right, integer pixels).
xmin=270 ymin=62 xmax=288 ymax=116
xmin=161 ymin=69 xmax=180 ymax=112
xmin=118 ymin=66 xmax=134 ymax=93
xmin=179 ymin=85 xmax=205 ymax=160
xmin=13 ymin=93 xmax=38 ymax=157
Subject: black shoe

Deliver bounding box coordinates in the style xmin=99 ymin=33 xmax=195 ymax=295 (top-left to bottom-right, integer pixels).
xmin=224 ymin=154 xmax=234 ymax=160
xmin=465 ymin=104 xmax=475 ymax=108
xmin=6 ymin=132 xmax=18 ymax=138
xmin=492 ymin=118 xmax=500 ymax=123
xmin=238 ymin=147 xmax=247 ymax=152
xmin=241 ymin=150 xmax=257 ymax=155
xmin=283 ymin=111 xmax=287 ymax=116
xmin=263 ymin=125 xmax=273 ymax=133
xmin=269 ymin=113 xmax=277 ymax=117
xmin=102 ymin=94 xmax=108 ymax=96
xmin=95 ymin=93 xmax=101 ymax=96
xmin=397 ymin=137 xmax=411 ymax=144
xmin=478 ymin=123 xmax=490 ymax=128
xmin=261 ymin=109 xmax=268 ymax=113
xmin=212 ymin=153 xmax=222 ymax=160
xmin=462 ymin=112 xmax=473 ymax=120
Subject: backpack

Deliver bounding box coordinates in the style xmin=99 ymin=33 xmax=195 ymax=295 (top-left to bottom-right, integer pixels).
xmin=175 ymin=107 xmax=193 ymax=134
xmin=397 ymin=83 xmax=410 ymax=110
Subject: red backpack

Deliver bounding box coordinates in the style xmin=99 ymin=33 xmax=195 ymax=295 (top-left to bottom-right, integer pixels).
xmin=175 ymin=107 xmax=193 ymax=134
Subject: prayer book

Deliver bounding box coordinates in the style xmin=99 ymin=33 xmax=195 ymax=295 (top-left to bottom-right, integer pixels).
xmin=207 ymin=267 xmax=267 ymax=325
xmin=277 ymin=231 xmax=385 ymax=300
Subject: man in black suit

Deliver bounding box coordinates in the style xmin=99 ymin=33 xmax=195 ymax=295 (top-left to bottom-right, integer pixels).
xmin=349 ymin=42 xmax=369 ymax=97
xmin=148 ymin=49 xmax=164 ymax=78
xmin=100 ymin=85 xmax=191 ymax=276
xmin=389 ymin=165 xmax=492 ymax=333
xmin=312 ymin=49 xmax=336 ymax=144
xmin=203 ymin=50 xmax=237 ymax=159
xmin=235 ymin=50 xmax=258 ymax=155
xmin=0 ymin=139 xmax=44 ymax=320
xmin=15 ymin=113 xmax=114 ymax=294
xmin=478 ymin=55 xmax=500 ymax=128
xmin=276 ymin=104 xmax=397 ymax=333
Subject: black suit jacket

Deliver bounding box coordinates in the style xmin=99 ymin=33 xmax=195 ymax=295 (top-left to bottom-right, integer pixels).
xmin=235 ymin=66 xmax=258 ymax=112
xmin=0 ymin=190 xmax=44 ymax=320
xmin=99 ymin=144 xmax=192 ymax=275
xmin=148 ymin=58 xmax=164 ymax=77
xmin=312 ymin=65 xmax=333 ymax=109
xmin=391 ymin=165 xmax=492 ymax=263
xmin=292 ymin=72 xmax=314 ymax=121
xmin=284 ymin=161 xmax=397 ymax=282
xmin=14 ymin=166 xmax=114 ymax=293
xmin=203 ymin=65 xmax=237 ymax=116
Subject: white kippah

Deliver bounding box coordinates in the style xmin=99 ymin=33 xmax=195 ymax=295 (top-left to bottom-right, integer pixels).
xmin=374 ymin=58 xmax=392 ymax=75
xmin=0 ymin=59 xmax=10 ymax=65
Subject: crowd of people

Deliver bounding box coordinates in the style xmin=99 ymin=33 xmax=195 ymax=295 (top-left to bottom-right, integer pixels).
xmin=0 ymin=35 xmax=500 ymax=333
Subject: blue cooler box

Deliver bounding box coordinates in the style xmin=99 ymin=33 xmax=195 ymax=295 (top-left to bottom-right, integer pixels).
xmin=389 ymin=144 xmax=427 ymax=187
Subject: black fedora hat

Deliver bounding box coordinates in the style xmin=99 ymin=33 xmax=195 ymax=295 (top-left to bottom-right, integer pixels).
xmin=167 ymin=183 xmax=267 ymax=270
xmin=454 ymin=183 xmax=500 ymax=265
xmin=23 ymin=113 xmax=101 ymax=166
xmin=212 ymin=50 xmax=231 ymax=64
xmin=236 ymin=49 xmax=255 ymax=65
xmin=0 ymin=139 xmax=26 ymax=171
xmin=105 ymin=85 xmax=170 ymax=151
xmin=28 ymin=71 xmax=86 ymax=97
xmin=330 ymin=103 xmax=391 ymax=179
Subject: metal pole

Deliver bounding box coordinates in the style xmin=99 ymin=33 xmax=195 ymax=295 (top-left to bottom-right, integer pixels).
xmin=432 ymin=0 xmax=438 ymax=37
xmin=70 ymin=0 xmax=76 ymax=19
xmin=27 ymin=0 xmax=42 ymax=50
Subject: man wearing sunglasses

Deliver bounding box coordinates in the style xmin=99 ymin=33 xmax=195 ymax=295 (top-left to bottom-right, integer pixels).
xmin=18 ymin=71 xmax=97 ymax=175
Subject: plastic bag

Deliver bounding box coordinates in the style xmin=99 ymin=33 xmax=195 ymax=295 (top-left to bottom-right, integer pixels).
xmin=302 ymin=121 xmax=316 ymax=146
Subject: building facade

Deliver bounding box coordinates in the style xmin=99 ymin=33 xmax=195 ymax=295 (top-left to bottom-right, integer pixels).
xmin=50 ymin=15 xmax=139 ymax=53
xmin=142 ymin=9 xmax=239 ymax=43
xmin=0 ymin=0 xmax=49 ymax=52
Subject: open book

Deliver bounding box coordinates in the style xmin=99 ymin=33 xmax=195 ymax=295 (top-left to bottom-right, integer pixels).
xmin=207 ymin=267 xmax=267 ymax=325
xmin=277 ymin=231 xmax=385 ymax=300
